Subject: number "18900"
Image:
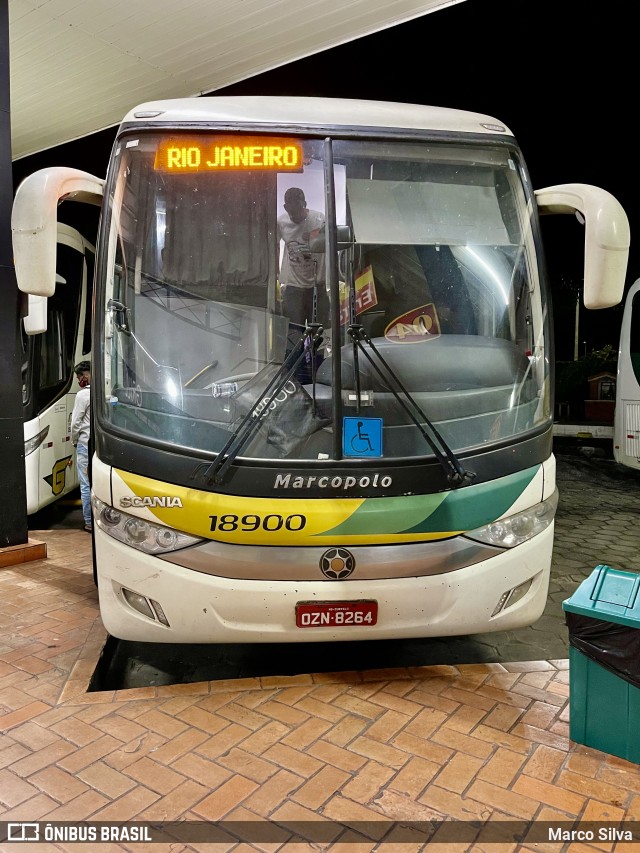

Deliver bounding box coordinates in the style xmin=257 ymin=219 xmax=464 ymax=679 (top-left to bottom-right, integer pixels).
xmin=209 ymin=514 xmax=306 ymax=532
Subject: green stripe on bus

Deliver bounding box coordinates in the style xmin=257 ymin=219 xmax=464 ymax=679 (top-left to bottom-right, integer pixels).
xmin=401 ymin=466 xmax=539 ymax=534
xmin=321 ymin=465 xmax=539 ymax=537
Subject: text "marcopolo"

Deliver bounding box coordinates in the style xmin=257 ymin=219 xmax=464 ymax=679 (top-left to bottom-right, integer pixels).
xmin=273 ymin=474 xmax=392 ymax=490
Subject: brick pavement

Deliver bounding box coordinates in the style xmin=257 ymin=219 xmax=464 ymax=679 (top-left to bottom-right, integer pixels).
xmin=1 ymin=457 xmax=640 ymax=851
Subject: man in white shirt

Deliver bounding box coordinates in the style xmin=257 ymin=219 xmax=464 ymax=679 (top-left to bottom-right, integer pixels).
xmin=70 ymin=361 xmax=92 ymax=532
xmin=277 ymin=187 xmax=329 ymax=327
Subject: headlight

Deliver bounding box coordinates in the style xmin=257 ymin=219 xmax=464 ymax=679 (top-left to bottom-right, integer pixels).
xmin=24 ymin=426 xmax=50 ymax=457
xmin=464 ymin=490 xmax=558 ymax=549
xmin=92 ymin=496 xmax=203 ymax=554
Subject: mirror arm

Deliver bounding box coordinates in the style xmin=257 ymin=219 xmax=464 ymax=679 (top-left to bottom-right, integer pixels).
xmin=12 ymin=167 xmax=104 ymax=298
xmin=535 ymin=183 xmax=629 ymax=309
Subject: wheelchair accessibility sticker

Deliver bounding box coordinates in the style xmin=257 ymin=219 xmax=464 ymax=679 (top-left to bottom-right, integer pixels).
xmin=343 ymin=417 xmax=383 ymax=458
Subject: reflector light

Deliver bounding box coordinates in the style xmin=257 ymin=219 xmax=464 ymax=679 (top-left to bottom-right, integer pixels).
xmin=491 ymin=578 xmax=533 ymax=617
xmin=121 ymin=588 xmax=170 ymax=627
xmin=122 ymin=588 xmax=154 ymax=620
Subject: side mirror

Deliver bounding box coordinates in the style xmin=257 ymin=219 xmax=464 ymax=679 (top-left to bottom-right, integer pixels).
xmin=535 ymin=183 xmax=629 ymax=309
xmin=22 ymin=274 xmax=67 ymax=335
xmin=23 ymin=295 xmax=48 ymax=335
xmin=336 ymin=225 xmax=353 ymax=247
xmin=308 ymin=225 xmax=353 ymax=252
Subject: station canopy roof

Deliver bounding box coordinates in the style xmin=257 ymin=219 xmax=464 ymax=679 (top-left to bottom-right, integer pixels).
xmin=10 ymin=0 xmax=464 ymax=160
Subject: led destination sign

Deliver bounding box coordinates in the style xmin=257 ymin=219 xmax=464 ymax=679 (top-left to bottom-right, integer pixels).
xmin=154 ymin=137 xmax=303 ymax=172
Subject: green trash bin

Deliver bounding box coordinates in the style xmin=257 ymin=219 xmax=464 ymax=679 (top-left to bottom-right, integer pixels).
xmin=563 ymin=564 xmax=640 ymax=763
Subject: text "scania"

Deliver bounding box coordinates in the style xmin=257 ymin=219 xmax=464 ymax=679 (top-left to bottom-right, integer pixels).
xmin=119 ymin=496 xmax=183 ymax=508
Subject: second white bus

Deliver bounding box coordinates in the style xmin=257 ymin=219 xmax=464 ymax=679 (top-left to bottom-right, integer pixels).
xmin=22 ymin=224 xmax=95 ymax=514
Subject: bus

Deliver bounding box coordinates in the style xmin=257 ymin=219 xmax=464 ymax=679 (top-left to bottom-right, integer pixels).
xmin=614 ymin=278 xmax=640 ymax=470
xmin=11 ymin=97 xmax=629 ymax=643
xmin=22 ymin=224 xmax=95 ymax=515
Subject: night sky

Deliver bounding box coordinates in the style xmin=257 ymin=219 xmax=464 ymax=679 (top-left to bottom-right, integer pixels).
xmin=12 ymin=0 xmax=636 ymax=361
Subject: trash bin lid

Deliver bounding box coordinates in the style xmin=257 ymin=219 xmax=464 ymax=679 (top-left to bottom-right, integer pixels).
xmin=562 ymin=565 xmax=640 ymax=627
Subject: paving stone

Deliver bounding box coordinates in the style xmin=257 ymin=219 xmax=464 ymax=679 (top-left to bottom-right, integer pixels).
xmin=0 ymin=452 xmax=637 ymax=835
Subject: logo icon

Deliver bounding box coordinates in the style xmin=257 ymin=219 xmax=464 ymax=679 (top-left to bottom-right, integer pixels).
xmin=319 ymin=548 xmax=356 ymax=579
xmin=7 ymin=823 xmax=39 ymax=841
xmin=44 ymin=456 xmax=73 ymax=496
xmin=384 ymin=302 xmax=441 ymax=343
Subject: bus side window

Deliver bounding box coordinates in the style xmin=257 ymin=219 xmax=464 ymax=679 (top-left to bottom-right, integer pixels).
xmin=39 ymin=309 xmax=65 ymax=398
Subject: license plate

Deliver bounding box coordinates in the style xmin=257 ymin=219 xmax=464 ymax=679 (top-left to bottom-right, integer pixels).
xmin=295 ymin=600 xmax=378 ymax=628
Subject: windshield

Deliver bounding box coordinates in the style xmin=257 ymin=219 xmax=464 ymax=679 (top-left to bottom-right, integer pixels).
xmin=100 ymin=132 xmax=550 ymax=463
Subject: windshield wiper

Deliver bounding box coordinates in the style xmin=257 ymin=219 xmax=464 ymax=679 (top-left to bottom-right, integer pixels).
xmin=198 ymin=324 xmax=324 ymax=486
xmin=347 ymin=324 xmax=475 ymax=488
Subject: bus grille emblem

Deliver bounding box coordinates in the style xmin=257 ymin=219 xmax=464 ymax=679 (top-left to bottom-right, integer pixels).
xmin=320 ymin=548 xmax=355 ymax=580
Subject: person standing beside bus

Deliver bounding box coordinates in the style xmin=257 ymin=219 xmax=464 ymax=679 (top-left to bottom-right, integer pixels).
xmin=71 ymin=361 xmax=92 ymax=532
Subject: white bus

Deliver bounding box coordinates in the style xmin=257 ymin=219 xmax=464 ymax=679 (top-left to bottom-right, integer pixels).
xmin=22 ymin=224 xmax=95 ymax=514
xmin=614 ymin=278 xmax=640 ymax=470
xmin=11 ymin=97 xmax=629 ymax=642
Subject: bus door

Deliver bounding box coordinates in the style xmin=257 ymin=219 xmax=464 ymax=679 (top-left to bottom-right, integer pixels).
xmin=615 ymin=281 xmax=640 ymax=469
xmin=31 ymin=239 xmax=87 ymax=510
xmin=37 ymin=304 xmax=77 ymax=507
